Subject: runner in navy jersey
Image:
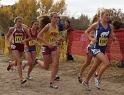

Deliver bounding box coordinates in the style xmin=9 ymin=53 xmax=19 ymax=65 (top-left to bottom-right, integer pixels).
xmin=82 ymin=9 xmax=116 ymax=91
xmin=78 ymin=14 xmax=101 ymax=83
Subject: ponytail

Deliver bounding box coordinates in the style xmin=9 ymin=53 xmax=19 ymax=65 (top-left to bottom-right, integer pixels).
xmin=38 ymin=15 xmax=50 ymax=31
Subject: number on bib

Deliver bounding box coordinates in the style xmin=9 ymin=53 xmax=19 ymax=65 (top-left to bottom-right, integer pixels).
xmin=48 ymin=36 xmax=56 ymax=45
xmin=29 ymin=39 xmax=36 ymax=46
xmin=42 ymin=47 xmax=46 ymax=52
xmin=15 ymin=36 xmax=23 ymax=43
xmin=91 ymin=49 xmax=101 ymax=55
xmin=98 ymin=38 xmax=108 ymax=46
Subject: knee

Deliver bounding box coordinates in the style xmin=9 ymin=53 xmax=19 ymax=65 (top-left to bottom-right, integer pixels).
xmin=44 ymin=63 xmax=50 ymax=70
xmin=105 ymin=62 xmax=110 ymax=67
xmin=91 ymin=64 xmax=99 ymax=71
xmin=17 ymin=59 xmax=22 ymax=65
xmin=44 ymin=66 xmax=49 ymax=70
xmin=28 ymin=61 xmax=33 ymax=65
xmin=84 ymin=62 xmax=91 ymax=66
xmin=52 ymin=62 xmax=59 ymax=68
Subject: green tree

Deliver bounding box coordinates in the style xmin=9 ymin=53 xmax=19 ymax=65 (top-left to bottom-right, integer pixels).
xmin=110 ymin=8 xmax=124 ymax=23
xmin=62 ymin=14 xmax=90 ymax=30
xmin=79 ymin=14 xmax=90 ymax=30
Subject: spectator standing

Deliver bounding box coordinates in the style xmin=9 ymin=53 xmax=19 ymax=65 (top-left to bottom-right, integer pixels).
xmin=65 ymin=20 xmax=74 ymax=61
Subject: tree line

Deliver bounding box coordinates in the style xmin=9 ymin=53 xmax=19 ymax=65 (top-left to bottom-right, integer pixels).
xmin=0 ymin=0 xmax=124 ymax=32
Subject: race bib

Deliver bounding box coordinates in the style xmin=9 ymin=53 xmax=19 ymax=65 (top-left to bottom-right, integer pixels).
xmin=29 ymin=39 xmax=36 ymax=46
xmin=11 ymin=44 xmax=16 ymax=49
xmin=48 ymin=36 xmax=56 ymax=45
xmin=98 ymin=38 xmax=108 ymax=46
xmin=91 ymin=49 xmax=101 ymax=55
xmin=15 ymin=36 xmax=23 ymax=43
xmin=42 ymin=47 xmax=46 ymax=52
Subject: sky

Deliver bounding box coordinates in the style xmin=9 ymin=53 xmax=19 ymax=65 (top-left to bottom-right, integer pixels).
xmin=1 ymin=0 xmax=124 ymax=18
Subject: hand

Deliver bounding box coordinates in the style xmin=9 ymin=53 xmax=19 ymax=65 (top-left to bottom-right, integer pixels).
xmin=7 ymin=43 xmax=11 ymax=50
xmin=37 ymin=42 xmax=41 ymax=47
xmin=47 ymin=43 xmax=54 ymax=49
xmin=37 ymin=43 xmax=41 ymax=47
xmin=111 ymin=40 xmax=117 ymax=45
xmin=91 ymin=38 xmax=97 ymax=43
xmin=59 ymin=37 xmax=64 ymax=42
xmin=112 ymin=37 xmax=116 ymax=42
xmin=24 ymin=45 xmax=28 ymax=49
xmin=20 ymin=40 xmax=25 ymax=44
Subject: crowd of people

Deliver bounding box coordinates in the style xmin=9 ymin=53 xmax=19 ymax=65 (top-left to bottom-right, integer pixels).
xmin=5 ymin=8 xmax=124 ymax=91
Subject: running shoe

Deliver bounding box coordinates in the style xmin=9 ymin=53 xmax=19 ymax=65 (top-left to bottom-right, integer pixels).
xmin=82 ymin=81 xmax=91 ymax=91
xmin=94 ymin=72 xmax=98 ymax=77
xmin=50 ymin=82 xmax=58 ymax=89
xmin=7 ymin=61 xmax=12 ymax=71
xmin=78 ymin=74 xmax=82 ymax=83
xmin=55 ymin=75 xmax=60 ymax=80
xmin=11 ymin=67 xmax=16 ymax=71
xmin=20 ymin=78 xmax=27 ymax=84
xmin=95 ymin=78 xmax=100 ymax=90
xmin=26 ymin=75 xmax=32 ymax=80
xmin=22 ymin=60 xmax=26 ymax=70
xmin=32 ymin=57 xmax=38 ymax=66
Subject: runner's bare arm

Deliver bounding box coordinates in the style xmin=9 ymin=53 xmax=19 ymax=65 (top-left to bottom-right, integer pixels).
xmin=22 ymin=28 xmax=32 ymax=44
xmin=37 ymin=24 xmax=50 ymax=46
xmin=85 ymin=22 xmax=98 ymax=43
xmin=6 ymin=27 xmax=14 ymax=44
xmin=110 ymin=25 xmax=116 ymax=42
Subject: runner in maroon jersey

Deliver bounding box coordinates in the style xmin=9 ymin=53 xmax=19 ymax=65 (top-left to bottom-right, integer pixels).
xmin=6 ymin=16 xmax=31 ymax=84
xmin=22 ymin=20 xmax=40 ymax=79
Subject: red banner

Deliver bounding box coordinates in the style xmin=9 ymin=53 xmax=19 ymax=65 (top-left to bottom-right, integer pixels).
xmin=69 ymin=28 xmax=124 ymax=61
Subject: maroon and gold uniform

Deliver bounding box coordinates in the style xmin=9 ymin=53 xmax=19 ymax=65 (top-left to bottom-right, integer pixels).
xmin=25 ymin=29 xmax=38 ymax=48
xmin=11 ymin=28 xmax=25 ymax=52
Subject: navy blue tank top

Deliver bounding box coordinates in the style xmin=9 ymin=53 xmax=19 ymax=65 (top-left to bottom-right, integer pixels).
xmin=93 ymin=22 xmax=111 ymax=50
